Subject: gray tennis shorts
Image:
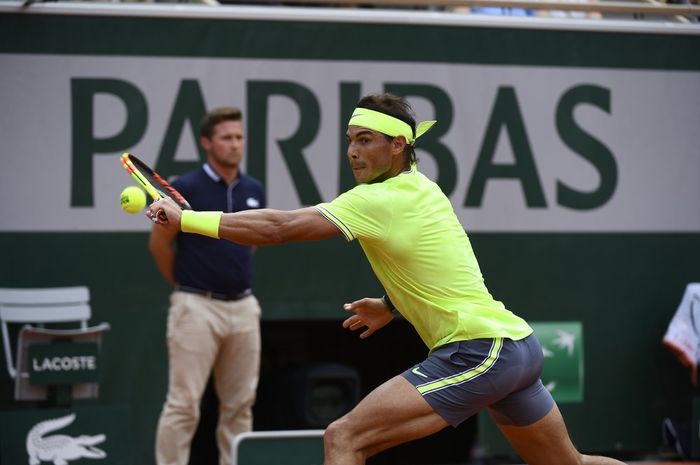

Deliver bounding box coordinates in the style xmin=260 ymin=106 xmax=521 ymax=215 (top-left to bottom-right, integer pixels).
xmin=401 ymin=333 xmax=554 ymax=427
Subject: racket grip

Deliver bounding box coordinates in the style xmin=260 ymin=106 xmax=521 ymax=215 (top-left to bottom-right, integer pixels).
xmin=156 ymin=209 xmax=168 ymax=224
xmin=148 ymin=208 xmax=168 ymax=224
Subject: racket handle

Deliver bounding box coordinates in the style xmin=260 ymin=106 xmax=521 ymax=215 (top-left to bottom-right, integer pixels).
xmin=157 ymin=209 xmax=168 ymax=224
xmin=149 ymin=208 xmax=169 ymax=224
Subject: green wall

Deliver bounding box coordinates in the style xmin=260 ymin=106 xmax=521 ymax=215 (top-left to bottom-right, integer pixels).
xmin=1 ymin=232 xmax=697 ymax=462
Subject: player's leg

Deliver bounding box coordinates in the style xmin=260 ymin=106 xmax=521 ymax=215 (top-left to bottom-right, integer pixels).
xmin=212 ymin=295 xmax=261 ymax=465
xmin=156 ymin=292 xmax=220 ymax=465
xmin=496 ymin=404 xmax=626 ymax=465
xmin=323 ymin=374 xmax=449 ymax=465
xmin=325 ymin=338 xmax=509 ymax=464
xmin=489 ymin=333 xmax=626 ymax=465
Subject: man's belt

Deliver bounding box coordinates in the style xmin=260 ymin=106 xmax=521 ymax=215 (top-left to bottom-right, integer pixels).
xmin=175 ymin=285 xmax=252 ymax=302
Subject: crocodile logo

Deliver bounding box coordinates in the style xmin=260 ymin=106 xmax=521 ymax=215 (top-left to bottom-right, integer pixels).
xmin=26 ymin=413 xmax=106 ymax=465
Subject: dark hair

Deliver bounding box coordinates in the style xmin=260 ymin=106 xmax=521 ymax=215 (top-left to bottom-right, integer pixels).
xmin=199 ymin=107 xmax=243 ymax=139
xmin=356 ymin=93 xmax=417 ymax=165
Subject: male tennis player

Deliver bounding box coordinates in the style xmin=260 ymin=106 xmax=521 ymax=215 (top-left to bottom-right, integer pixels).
xmin=148 ymin=93 xmax=625 ymax=465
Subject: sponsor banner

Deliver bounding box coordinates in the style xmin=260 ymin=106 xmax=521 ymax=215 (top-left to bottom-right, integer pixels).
xmin=0 ymin=54 xmax=698 ymax=232
xmin=28 ymin=342 xmax=100 ymax=385
xmin=532 ymin=321 xmax=584 ymax=403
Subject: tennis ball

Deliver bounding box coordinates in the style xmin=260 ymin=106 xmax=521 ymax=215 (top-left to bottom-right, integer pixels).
xmin=120 ymin=186 xmax=147 ymax=214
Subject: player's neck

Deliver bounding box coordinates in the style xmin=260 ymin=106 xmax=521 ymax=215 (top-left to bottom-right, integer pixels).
xmin=389 ymin=160 xmax=411 ymax=178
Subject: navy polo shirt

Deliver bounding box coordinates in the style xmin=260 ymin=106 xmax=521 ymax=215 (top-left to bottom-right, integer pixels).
xmin=171 ymin=164 xmax=266 ymax=294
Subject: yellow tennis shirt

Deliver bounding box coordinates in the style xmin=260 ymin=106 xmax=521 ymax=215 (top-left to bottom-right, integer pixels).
xmin=315 ymin=167 xmax=532 ymax=351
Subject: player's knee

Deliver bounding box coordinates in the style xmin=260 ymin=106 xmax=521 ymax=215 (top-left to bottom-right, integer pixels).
xmin=324 ymin=417 xmax=357 ymax=454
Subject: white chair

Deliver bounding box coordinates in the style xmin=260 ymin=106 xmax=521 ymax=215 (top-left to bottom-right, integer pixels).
xmin=0 ymin=286 xmax=110 ymax=401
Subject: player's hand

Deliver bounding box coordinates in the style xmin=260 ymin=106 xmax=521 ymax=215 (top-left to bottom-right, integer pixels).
xmin=342 ymin=297 xmax=395 ymax=339
xmin=147 ymin=197 xmax=182 ymax=230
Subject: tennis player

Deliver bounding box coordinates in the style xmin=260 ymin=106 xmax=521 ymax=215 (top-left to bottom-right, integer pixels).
xmin=148 ymin=93 xmax=625 ymax=465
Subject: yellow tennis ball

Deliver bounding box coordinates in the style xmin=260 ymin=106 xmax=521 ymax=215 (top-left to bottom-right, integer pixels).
xmin=120 ymin=186 xmax=147 ymax=214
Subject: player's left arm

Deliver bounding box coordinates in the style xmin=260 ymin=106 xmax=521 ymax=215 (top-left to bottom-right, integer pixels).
xmin=218 ymin=207 xmax=341 ymax=245
xmin=148 ymin=197 xmax=341 ymax=245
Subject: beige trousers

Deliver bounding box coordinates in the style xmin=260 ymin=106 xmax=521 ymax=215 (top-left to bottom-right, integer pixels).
xmin=156 ymin=291 xmax=261 ymax=465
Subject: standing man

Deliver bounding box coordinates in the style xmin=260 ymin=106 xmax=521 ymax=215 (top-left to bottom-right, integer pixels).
xmin=148 ymin=94 xmax=625 ymax=465
xmin=149 ymin=107 xmax=266 ymax=465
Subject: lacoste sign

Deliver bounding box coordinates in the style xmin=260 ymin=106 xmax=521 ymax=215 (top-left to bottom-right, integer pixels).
xmin=33 ymin=356 xmax=97 ymax=372
xmin=28 ymin=343 xmax=100 ymax=384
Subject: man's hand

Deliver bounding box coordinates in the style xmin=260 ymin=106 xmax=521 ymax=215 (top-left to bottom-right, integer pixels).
xmin=342 ymin=297 xmax=395 ymax=339
xmin=146 ymin=197 xmax=182 ymax=232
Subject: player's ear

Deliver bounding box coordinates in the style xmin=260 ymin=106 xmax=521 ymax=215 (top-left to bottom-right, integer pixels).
xmin=392 ymin=136 xmax=408 ymax=155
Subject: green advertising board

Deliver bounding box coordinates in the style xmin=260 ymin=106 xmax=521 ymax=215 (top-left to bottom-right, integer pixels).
xmin=532 ymin=321 xmax=583 ymax=403
xmin=232 ymin=430 xmax=324 ymax=465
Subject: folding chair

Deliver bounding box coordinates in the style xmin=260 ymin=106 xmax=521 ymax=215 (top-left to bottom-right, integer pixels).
xmin=0 ymin=287 xmax=110 ymax=401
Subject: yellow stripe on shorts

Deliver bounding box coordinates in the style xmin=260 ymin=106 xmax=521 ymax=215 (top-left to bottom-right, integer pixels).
xmin=417 ymin=338 xmax=503 ymax=395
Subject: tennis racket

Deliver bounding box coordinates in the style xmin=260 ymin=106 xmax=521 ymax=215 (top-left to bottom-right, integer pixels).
xmin=119 ymin=152 xmax=190 ymax=223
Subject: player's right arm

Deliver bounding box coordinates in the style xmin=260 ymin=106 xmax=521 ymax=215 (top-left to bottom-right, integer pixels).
xmin=342 ymin=297 xmax=396 ymax=339
xmin=148 ymin=224 xmax=178 ymax=286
